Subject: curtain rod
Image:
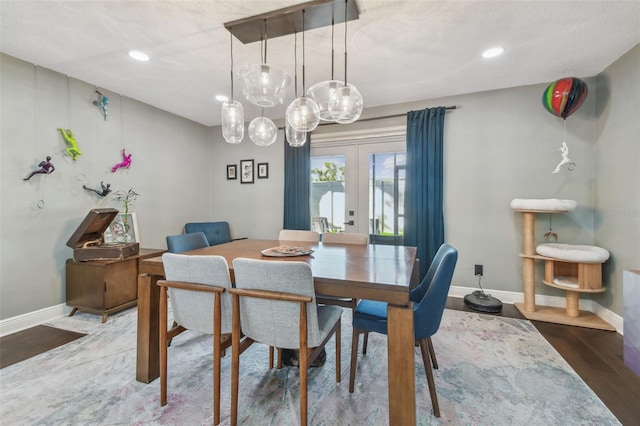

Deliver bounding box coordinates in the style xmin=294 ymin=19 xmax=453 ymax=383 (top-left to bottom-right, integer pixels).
xmin=278 ymin=106 xmax=457 ymax=130
xmin=319 ymin=105 xmax=457 ymax=127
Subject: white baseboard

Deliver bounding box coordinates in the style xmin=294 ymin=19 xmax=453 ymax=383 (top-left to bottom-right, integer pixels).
xmin=1 ymin=288 xmax=624 ymax=336
xmin=450 ymin=285 xmax=624 ymax=334
xmin=0 ymin=304 xmax=72 ymax=337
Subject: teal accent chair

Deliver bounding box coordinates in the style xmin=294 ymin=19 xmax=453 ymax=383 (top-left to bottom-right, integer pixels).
xmin=348 ymin=243 xmax=458 ymax=418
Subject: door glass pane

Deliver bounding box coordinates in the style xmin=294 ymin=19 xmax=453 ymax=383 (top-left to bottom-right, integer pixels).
xmin=369 ymin=152 xmax=405 ymax=240
xmin=311 ymin=155 xmax=345 ymax=232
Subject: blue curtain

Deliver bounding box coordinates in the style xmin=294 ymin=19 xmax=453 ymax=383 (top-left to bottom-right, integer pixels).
xmin=283 ymin=134 xmax=311 ymax=230
xmin=404 ymin=107 xmax=446 ymax=280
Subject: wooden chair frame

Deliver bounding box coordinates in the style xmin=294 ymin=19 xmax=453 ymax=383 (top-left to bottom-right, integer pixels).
xmin=158 ymin=280 xmax=230 ymax=425
xmin=229 ymin=287 xmax=341 ymax=426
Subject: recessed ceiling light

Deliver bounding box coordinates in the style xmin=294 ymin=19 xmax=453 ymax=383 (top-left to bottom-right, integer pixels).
xmin=482 ymin=47 xmax=504 ymax=59
xmin=215 ymin=94 xmax=229 ymax=102
xmin=128 ymin=50 xmax=150 ymax=61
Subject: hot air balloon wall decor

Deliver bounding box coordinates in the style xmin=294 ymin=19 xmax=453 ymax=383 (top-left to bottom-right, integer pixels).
xmin=542 ymin=77 xmax=588 ymax=174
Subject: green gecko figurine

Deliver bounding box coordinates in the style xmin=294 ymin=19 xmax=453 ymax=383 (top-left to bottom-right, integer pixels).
xmin=57 ymin=128 xmax=82 ymax=160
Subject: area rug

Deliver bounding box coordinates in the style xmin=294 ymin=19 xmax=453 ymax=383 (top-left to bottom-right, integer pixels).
xmin=0 ymin=308 xmax=620 ymax=425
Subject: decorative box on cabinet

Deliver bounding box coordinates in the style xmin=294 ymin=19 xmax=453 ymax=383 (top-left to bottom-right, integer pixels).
xmin=66 ymin=248 xmax=166 ymax=322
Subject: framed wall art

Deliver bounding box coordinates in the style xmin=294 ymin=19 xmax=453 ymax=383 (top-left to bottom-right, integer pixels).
xmin=240 ymin=159 xmax=254 ymax=184
xmin=257 ymin=162 xmax=269 ymax=179
xmin=227 ymin=164 xmax=237 ymax=180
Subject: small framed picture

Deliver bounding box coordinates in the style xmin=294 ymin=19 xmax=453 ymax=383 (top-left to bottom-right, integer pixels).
xmin=240 ymin=159 xmax=254 ymax=184
xmin=104 ymin=212 xmax=140 ymax=244
xmin=227 ymin=164 xmax=237 ymax=180
xmin=257 ymin=162 xmax=269 ymax=179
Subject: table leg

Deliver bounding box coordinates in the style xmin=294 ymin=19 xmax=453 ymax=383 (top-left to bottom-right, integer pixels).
xmin=136 ymin=273 xmax=160 ymax=383
xmin=387 ymin=302 xmax=416 ymax=425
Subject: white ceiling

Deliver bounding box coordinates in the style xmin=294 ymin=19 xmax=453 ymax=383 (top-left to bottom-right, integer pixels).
xmin=1 ymin=1 xmax=639 ymax=127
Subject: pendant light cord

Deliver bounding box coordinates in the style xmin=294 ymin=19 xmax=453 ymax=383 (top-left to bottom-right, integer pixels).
xmin=229 ymin=31 xmax=234 ymax=99
xmin=331 ymin=14 xmax=335 ymax=80
xmin=294 ymin=31 xmax=298 ymax=98
xmin=344 ymin=0 xmax=348 ymax=86
xmin=302 ymin=10 xmax=306 ymax=93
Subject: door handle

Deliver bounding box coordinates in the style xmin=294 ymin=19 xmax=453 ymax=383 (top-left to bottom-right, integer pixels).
xmin=343 ymin=220 xmax=354 ymax=225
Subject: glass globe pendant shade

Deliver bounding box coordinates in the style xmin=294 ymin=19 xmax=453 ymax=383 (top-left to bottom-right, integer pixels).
xmin=285 ymin=121 xmax=307 ymax=147
xmin=307 ymin=80 xmax=343 ymax=122
xmin=248 ymin=116 xmax=278 ymax=146
xmin=221 ymin=100 xmax=244 ymax=144
xmin=285 ymin=96 xmax=321 ymax=132
xmin=237 ymin=63 xmax=291 ymax=108
xmin=328 ymin=83 xmax=363 ymax=124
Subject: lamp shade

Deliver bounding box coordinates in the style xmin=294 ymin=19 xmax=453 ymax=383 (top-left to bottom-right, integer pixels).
xmin=285 ymin=121 xmax=307 ymax=147
xmin=248 ymin=116 xmax=278 ymax=146
xmin=221 ymin=100 xmax=244 ymax=144
xmin=307 ymin=80 xmax=344 ymax=122
xmin=285 ymin=96 xmax=321 ymax=132
xmin=328 ymin=84 xmax=363 ymax=124
xmin=237 ymin=63 xmax=291 ymax=107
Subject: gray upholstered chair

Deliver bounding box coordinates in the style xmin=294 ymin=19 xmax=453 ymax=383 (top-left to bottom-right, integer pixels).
xmin=230 ymin=258 xmax=342 ymax=426
xmin=158 ymin=253 xmax=233 ymax=425
xmin=278 ymin=229 xmax=319 ymax=242
xmin=184 ymin=221 xmax=242 ymax=247
xmin=166 ymin=232 xmax=209 ymax=253
xmin=321 ymin=232 xmax=369 ymax=245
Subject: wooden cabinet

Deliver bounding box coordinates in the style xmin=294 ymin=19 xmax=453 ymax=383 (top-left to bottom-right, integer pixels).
xmin=66 ymin=248 xmax=165 ymax=322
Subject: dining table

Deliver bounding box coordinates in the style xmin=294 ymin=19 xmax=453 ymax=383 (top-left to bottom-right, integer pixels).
xmin=136 ymin=238 xmax=419 ymax=425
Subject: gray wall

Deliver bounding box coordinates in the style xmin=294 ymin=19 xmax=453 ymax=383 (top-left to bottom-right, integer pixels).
xmin=2 ymin=41 xmax=638 ymax=321
xmin=211 ymin=45 xmax=639 ymax=317
xmin=0 ymin=54 xmax=211 ymax=320
xmin=594 ymin=44 xmax=640 ymax=314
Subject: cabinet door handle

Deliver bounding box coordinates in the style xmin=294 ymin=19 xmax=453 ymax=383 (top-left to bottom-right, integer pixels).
xmin=104 ymin=282 xmax=107 ymax=293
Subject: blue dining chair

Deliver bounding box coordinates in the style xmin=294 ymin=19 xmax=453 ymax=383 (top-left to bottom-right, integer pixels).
xmin=184 ymin=222 xmax=233 ymax=247
xmin=166 ymin=232 xmax=209 ymax=253
xmin=348 ymin=243 xmax=458 ymax=418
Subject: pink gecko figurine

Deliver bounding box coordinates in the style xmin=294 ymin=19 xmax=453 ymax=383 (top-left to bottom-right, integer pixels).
xmin=111 ymin=149 xmax=132 ymax=172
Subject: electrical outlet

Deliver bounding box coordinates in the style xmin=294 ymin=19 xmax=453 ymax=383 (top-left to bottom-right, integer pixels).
xmin=474 ymin=264 xmax=483 ymax=276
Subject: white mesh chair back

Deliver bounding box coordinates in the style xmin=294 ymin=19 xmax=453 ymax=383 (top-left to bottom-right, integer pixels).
xmin=232 ymin=258 xmax=331 ymax=348
xmin=162 ymin=253 xmax=233 ymax=334
xmin=278 ymin=229 xmax=319 ymax=242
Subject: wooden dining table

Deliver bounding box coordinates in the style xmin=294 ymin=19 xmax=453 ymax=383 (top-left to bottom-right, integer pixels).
xmin=136 ymin=238 xmax=419 ymax=425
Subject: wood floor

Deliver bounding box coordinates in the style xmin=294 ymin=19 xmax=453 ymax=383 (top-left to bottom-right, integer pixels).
xmin=1 ymin=300 xmax=638 ymax=424
xmin=446 ymin=298 xmax=640 ymax=426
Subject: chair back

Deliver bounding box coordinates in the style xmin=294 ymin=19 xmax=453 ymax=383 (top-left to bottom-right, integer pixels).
xmin=232 ymin=258 xmax=324 ymax=348
xmin=278 ymin=229 xmax=319 ymax=243
xmin=166 ymin=232 xmax=209 ymax=253
xmin=185 ymin=221 xmax=232 ymax=246
xmin=412 ymin=243 xmax=458 ymax=340
xmin=321 ymin=232 xmax=369 ymax=245
xmin=162 ymin=253 xmax=233 ymax=334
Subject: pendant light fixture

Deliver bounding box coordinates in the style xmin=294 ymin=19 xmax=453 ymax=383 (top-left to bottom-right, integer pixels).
xmin=307 ymin=14 xmax=342 ymax=122
xmin=328 ymin=0 xmax=363 ymax=124
xmin=249 ymin=111 xmax=278 ymax=146
xmin=286 ymin=31 xmax=308 ymax=147
xmin=221 ymin=30 xmax=244 ymax=144
xmin=237 ymin=19 xmax=291 ymax=108
xmin=285 ymin=9 xmax=320 ymax=133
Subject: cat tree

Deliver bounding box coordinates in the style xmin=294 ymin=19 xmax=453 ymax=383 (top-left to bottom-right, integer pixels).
xmin=511 ymin=199 xmax=615 ymax=331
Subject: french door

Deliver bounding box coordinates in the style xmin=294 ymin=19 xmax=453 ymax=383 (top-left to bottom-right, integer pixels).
xmin=311 ymin=139 xmax=406 ymax=242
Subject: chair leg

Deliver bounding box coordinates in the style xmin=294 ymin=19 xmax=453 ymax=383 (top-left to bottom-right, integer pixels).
xmin=159 ymin=288 xmax=168 ymax=406
xmin=335 ymin=318 xmax=341 ymax=383
xmin=269 ymin=346 xmax=274 ymax=369
xmin=362 ymin=332 xmax=369 ymax=355
xmin=427 ymin=336 xmax=438 ymax=369
xmin=299 ymin=349 xmax=308 ymax=426
xmin=349 ymin=328 xmax=361 ymax=393
xmin=277 ymin=348 xmax=283 ymax=369
xmin=418 ymin=338 xmax=440 ymax=417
